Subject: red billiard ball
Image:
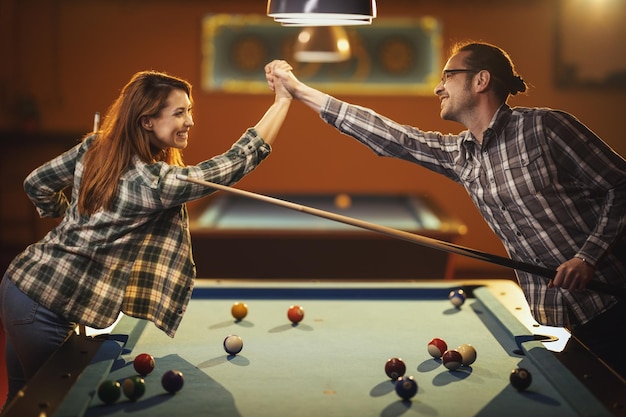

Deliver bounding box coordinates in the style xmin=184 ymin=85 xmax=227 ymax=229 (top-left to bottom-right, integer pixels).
xmin=162 ymin=369 xmax=185 ymax=394
xmin=394 ymin=376 xmax=418 ymax=400
xmin=384 ymin=357 xmax=407 ymax=379
xmin=442 ymin=349 xmax=463 ymax=371
xmin=133 ymin=353 xmax=155 ymax=376
xmin=510 ymin=368 xmax=532 ymax=391
xmin=97 ymin=380 xmax=121 ymax=405
xmin=122 ymin=375 xmax=146 ymax=401
xmin=287 ymin=305 xmax=304 ymax=324
xmin=427 ymin=338 xmax=448 ymax=359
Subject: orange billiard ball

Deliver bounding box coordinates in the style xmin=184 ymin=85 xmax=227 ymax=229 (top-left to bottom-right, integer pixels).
xmin=231 ymin=302 xmax=248 ymax=321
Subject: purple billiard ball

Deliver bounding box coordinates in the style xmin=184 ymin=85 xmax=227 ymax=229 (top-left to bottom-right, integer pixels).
xmin=162 ymin=369 xmax=185 ymax=394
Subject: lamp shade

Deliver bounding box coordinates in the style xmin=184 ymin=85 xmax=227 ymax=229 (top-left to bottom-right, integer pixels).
xmin=293 ymin=26 xmax=351 ymax=63
xmin=267 ymin=0 xmax=377 ymax=26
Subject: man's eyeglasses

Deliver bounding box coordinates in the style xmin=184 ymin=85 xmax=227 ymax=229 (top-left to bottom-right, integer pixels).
xmin=441 ymin=69 xmax=478 ymax=85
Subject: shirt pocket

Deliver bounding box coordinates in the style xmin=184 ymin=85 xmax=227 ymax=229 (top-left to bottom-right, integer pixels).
xmin=504 ymin=147 xmax=552 ymax=195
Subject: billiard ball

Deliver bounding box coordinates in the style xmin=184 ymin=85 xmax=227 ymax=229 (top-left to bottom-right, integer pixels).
xmin=384 ymin=357 xmax=407 ymax=379
xmin=427 ymin=337 xmax=448 ymax=358
xmin=457 ymin=343 xmax=477 ymax=366
xmin=287 ymin=305 xmax=304 ymax=324
xmin=231 ymin=302 xmax=248 ymax=321
xmin=449 ymin=289 xmax=466 ymax=307
xmin=223 ymin=334 xmax=244 ymax=355
xmin=162 ymin=369 xmax=185 ymax=394
xmin=334 ymin=193 xmax=352 ymax=209
xmin=394 ymin=376 xmax=418 ymax=400
xmin=122 ymin=375 xmax=146 ymax=401
xmin=133 ymin=353 xmax=155 ymax=376
xmin=442 ymin=349 xmax=463 ymax=371
xmin=97 ymin=379 xmax=121 ymax=405
xmin=510 ymin=368 xmax=532 ymax=391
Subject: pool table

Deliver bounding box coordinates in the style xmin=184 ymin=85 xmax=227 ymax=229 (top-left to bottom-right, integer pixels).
xmin=4 ymin=279 xmax=624 ymax=417
xmin=188 ymin=193 xmax=467 ymax=279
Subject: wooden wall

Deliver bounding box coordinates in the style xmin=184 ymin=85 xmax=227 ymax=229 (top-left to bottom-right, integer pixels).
xmin=0 ymin=0 xmax=624 ymax=276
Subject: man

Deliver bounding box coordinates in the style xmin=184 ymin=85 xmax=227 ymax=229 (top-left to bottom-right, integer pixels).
xmin=266 ymin=42 xmax=626 ymax=378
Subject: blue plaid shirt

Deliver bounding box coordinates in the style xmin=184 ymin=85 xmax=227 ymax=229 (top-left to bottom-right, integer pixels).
xmin=321 ymin=96 xmax=626 ymax=327
xmin=6 ymin=128 xmax=271 ymax=337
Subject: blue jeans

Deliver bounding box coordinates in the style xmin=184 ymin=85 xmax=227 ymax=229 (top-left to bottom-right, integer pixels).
xmin=0 ymin=276 xmax=75 ymax=409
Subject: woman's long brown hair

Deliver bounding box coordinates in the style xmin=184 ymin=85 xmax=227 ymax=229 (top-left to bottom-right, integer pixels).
xmin=78 ymin=71 xmax=192 ymax=215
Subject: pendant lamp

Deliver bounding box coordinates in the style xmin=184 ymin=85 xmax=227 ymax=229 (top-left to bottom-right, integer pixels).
xmin=267 ymin=0 xmax=377 ymax=26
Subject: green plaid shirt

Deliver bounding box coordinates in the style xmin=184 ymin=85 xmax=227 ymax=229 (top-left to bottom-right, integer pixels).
xmin=6 ymin=128 xmax=271 ymax=337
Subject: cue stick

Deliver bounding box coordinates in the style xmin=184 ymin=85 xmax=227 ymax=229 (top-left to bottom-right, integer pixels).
xmin=177 ymin=175 xmax=624 ymax=297
xmin=93 ymin=111 xmax=100 ymax=132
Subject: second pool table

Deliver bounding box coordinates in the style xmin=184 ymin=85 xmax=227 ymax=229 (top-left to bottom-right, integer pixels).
xmin=188 ymin=193 xmax=467 ymax=279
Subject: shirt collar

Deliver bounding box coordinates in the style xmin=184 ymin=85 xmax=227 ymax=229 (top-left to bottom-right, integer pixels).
xmin=483 ymin=104 xmax=512 ymax=147
xmin=460 ymin=104 xmax=512 ymax=157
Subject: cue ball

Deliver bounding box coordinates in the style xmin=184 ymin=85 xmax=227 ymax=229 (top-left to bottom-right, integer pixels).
xmin=162 ymin=369 xmax=185 ymax=394
xmin=223 ymin=334 xmax=244 ymax=355
xmin=394 ymin=376 xmax=418 ymax=400
xmin=97 ymin=380 xmax=121 ymax=405
xmin=457 ymin=344 xmax=477 ymax=366
xmin=442 ymin=349 xmax=463 ymax=371
xmin=334 ymin=193 xmax=352 ymax=209
xmin=384 ymin=357 xmax=407 ymax=379
xmin=287 ymin=305 xmax=305 ymax=324
xmin=133 ymin=353 xmax=155 ymax=376
xmin=122 ymin=375 xmax=146 ymax=401
xmin=231 ymin=302 xmax=248 ymax=320
xmin=427 ymin=337 xmax=448 ymax=358
xmin=449 ymin=289 xmax=466 ymax=307
xmin=510 ymin=368 xmax=532 ymax=391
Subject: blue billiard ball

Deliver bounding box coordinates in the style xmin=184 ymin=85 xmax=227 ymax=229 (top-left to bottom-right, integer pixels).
xmin=449 ymin=289 xmax=466 ymax=308
xmin=395 ymin=376 xmax=418 ymax=400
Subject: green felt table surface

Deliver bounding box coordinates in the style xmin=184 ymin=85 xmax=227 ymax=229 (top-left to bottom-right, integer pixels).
xmin=37 ymin=280 xmax=614 ymax=417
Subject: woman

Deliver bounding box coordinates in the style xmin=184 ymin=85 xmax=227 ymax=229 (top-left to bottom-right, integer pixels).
xmin=0 ymin=65 xmax=293 ymax=407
